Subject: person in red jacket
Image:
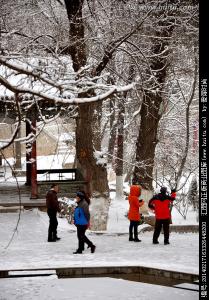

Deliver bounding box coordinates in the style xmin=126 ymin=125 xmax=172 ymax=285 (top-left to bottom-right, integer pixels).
xmin=128 ymin=185 xmax=144 ymax=242
xmin=148 ymin=187 xmax=176 ymax=245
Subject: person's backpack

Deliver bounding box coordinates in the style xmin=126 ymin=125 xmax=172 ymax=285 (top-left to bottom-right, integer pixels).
xmin=74 ymin=207 xmax=88 ymax=225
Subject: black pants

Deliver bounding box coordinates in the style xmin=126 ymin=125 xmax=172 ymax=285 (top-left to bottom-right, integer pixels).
xmin=129 ymin=220 xmax=139 ymax=240
xmin=153 ymin=219 xmax=170 ymax=243
xmin=47 ymin=209 xmax=58 ymax=241
xmin=76 ymin=225 xmax=93 ymax=252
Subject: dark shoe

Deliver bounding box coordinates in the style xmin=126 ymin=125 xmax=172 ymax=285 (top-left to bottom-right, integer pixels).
xmin=91 ymin=245 xmax=96 ymax=253
xmin=164 ymin=241 xmax=170 ymax=245
xmin=153 ymin=241 xmax=159 ymax=244
xmin=73 ymin=250 xmax=82 ymax=254
xmin=48 ymin=239 xmax=56 ymax=242
xmin=134 ymin=239 xmax=141 ymax=242
xmin=55 ymin=237 xmax=61 ymax=241
xmin=129 ymin=237 xmax=134 ymax=241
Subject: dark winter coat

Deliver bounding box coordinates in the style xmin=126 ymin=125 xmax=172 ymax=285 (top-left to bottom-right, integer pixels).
xmin=148 ymin=191 xmax=176 ymax=219
xmin=74 ymin=199 xmax=90 ymax=226
xmin=128 ymin=185 xmax=144 ymax=221
xmin=46 ymin=190 xmax=60 ymax=213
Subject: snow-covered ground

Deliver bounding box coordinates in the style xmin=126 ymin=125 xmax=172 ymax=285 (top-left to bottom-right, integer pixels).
xmin=0 ymin=156 xmax=199 ymax=299
xmin=0 ymin=277 xmax=198 ymax=300
xmin=0 ymin=208 xmax=199 ymax=273
xmin=0 ymin=207 xmax=199 ymax=300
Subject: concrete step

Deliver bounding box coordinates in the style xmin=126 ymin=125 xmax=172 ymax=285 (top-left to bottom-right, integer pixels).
xmin=8 ymin=269 xmax=57 ymax=278
xmin=0 ymin=266 xmax=199 ymax=287
xmin=174 ymin=283 xmax=199 ymax=292
xmin=0 ymin=206 xmax=24 ymax=213
xmin=141 ymin=224 xmax=199 ymax=233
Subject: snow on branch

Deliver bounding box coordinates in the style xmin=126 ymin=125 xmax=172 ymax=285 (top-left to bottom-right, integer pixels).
xmin=0 ymin=57 xmax=135 ymax=105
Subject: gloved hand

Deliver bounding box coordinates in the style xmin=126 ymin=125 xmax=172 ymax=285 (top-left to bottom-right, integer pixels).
xmin=171 ymin=188 xmax=176 ymax=193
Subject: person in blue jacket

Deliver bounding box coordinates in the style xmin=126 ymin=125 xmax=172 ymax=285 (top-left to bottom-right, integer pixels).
xmin=73 ymin=191 xmax=96 ymax=254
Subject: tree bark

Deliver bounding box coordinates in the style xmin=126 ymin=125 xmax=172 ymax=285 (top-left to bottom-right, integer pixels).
xmin=25 ymin=118 xmax=32 ymax=186
xmin=64 ymin=0 xmax=86 ymax=72
xmin=107 ymin=99 xmax=117 ymax=164
xmin=133 ymin=17 xmax=175 ymax=190
xmin=15 ymin=127 xmax=22 ymax=169
xmin=64 ymin=0 xmax=109 ymax=193
xmin=76 ymin=103 xmax=109 ymax=195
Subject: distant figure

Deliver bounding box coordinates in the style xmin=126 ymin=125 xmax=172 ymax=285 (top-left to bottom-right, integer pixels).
xmin=46 ymin=183 xmax=61 ymax=242
xmin=73 ymin=191 xmax=96 ymax=254
xmin=128 ymin=185 xmax=144 ymax=242
xmin=148 ymin=187 xmax=176 ymax=245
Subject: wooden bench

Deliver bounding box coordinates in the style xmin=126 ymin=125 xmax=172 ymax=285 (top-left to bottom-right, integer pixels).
xmin=37 ymin=169 xmax=79 ymax=181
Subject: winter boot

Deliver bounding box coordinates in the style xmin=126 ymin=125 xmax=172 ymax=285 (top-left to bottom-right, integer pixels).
xmin=73 ymin=249 xmax=83 ymax=254
xmin=129 ymin=235 xmax=134 ymax=241
xmin=90 ymin=245 xmax=96 ymax=253
xmin=134 ymin=232 xmax=141 ymax=242
xmin=134 ymin=238 xmax=141 ymax=242
xmin=48 ymin=232 xmax=56 ymax=242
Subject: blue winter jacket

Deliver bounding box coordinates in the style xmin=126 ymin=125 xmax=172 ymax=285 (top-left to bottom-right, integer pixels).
xmin=74 ymin=199 xmax=90 ymax=225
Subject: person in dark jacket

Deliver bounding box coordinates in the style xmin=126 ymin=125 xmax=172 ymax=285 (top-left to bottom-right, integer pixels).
xmin=73 ymin=191 xmax=96 ymax=254
xmin=148 ymin=187 xmax=176 ymax=245
xmin=46 ymin=183 xmax=61 ymax=242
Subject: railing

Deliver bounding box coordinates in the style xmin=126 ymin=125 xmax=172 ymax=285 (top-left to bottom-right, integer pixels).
xmin=37 ymin=169 xmax=78 ymax=181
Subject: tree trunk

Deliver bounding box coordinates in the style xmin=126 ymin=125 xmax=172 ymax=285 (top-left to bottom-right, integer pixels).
xmin=115 ymin=66 xmax=134 ymax=198
xmin=107 ymin=99 xmax=117 ymax=164
xmin=76 ymin=103 xmax=109 ymax=230
xmin=64 ymin=0 xmax=109 ymax=193
xmin=133 ymin=92 xmax=162 ymax=189
xmin=15 ymin=126 xmax=22 ymax=169
xmin=25 ymin=119 xmax=32 ymax=186
xmin=30 ymin=108 xmax=38 ymax=199
xmin=76 ymin=103 xmax=109 ymax=194
xmin=64 ymin=0 xmax=86 ymax=72
xmin=133 ymin=18 xmax=175 ymax=191
xmin=115 ymin=97 xmax=125 ymax=200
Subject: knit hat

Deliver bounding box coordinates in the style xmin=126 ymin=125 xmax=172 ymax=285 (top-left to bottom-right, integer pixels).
xmin=76 ymin=191 xmax=85 ymax=199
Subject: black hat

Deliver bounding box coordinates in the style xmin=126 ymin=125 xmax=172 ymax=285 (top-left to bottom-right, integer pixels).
xmin=160 ymin=187 xmax=167 ymax=194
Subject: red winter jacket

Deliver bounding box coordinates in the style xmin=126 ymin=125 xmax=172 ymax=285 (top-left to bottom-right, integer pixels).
xmin=148 ymin=192 xmax=176 ymax=220
xmin=128 ymin=185 xmax=144 ymax=221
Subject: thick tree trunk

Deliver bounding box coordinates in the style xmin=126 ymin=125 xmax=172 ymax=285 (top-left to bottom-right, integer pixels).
xmin=76 ymin=103 xmax=109 ymax=230
xmin=133 ymin=92 xmax=161 ymax=189
xmin=64 ymin=0 xmax=109 ymax=193
xmin=133 ymin=18 xmax=175 ymax=191
xmin=64 ymin=0 xmax=86 ymax=72
xmin=76 ymin=103 xmax=109 ymax=194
